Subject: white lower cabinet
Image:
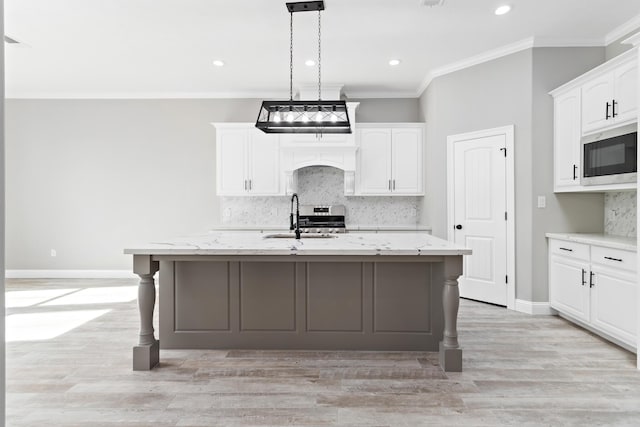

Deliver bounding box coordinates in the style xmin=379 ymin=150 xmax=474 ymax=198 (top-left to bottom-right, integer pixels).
xmin=548 ymin=238 xmax=637 ymax=350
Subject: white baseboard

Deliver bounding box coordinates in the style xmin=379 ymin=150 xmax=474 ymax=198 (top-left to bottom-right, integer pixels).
xmin=6 ymin=270 xmax=137 ymax=279
xmin=515 ymin=299 xmax=554 ymax=315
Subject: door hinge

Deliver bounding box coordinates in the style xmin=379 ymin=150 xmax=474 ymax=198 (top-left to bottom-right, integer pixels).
xmin=504 ymin=211 xmax=507 ymax=221
xmin=505 ymin=275 xmax=508 ymax=284
xmin=500 ymin=147 xmax=507 ymax=157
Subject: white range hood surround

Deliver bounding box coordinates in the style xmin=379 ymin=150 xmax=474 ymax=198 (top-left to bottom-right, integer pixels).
xmin=280 ymin=101 xmax=360 ymax=195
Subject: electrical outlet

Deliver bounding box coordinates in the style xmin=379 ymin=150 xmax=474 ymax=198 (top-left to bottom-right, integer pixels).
xmin=223 ymin=208 xmax=232 ymax=218
xmin=50 ymin=249 xmax=57 ymax=257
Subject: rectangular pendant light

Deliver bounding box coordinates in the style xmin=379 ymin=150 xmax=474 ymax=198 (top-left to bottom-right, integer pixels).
xmin=255 ymin=1 xmax=352 ymax=134
xmin=256 ymin=100 xmax=351 ymax=134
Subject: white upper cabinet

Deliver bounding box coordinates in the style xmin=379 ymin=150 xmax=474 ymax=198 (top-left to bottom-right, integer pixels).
xmin=214 ymin=124 xmax=280 ymax=196
xmin=550 ymin=48 xmax=638 ymax=192
xmin=357 ymin=128 xmax=393 ymax=194
xmin=217 ymin=128 xmax=248 ymax=195
xmin=391 ymin=128 xmax=423 ymax=194
xmin=246 ymin=129 xmax=281 ymax=196
xmin=581 ymin=53 xmax=637 ymax=135
xmin=612 ymin=60 xmax=638 ymax=125
xmin=356 ymin=124 xmax=424 ymax=196
xmin=553 ymin=88 xmax=582 ymax=191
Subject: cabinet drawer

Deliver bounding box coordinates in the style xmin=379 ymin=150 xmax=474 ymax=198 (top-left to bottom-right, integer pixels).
xmin=591 ymin=246 xmax=637 ymax=272
xmin=549 ymin=239 xmax=590 ymax=261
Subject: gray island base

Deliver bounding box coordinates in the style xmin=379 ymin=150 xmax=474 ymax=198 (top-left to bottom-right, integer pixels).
xmin=125 ymin=232 xmax=471 ymax=372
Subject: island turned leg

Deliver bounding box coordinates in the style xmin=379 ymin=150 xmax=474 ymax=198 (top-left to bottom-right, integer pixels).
xmin=439 ymin=256 xmax=463 ymax=372
xmin=132 ymin=255 xmax=160 ymax=371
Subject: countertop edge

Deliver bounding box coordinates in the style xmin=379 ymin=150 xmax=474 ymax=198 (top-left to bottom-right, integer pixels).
xmin=546 ymin=233 xmax=637 ymax=252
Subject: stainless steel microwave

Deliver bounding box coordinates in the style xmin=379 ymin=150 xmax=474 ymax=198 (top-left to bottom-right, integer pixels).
xmin=581 ymin=125 xmax=637 ymax=186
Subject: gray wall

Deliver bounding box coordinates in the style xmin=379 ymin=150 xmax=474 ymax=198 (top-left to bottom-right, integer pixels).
xmin=350 ymin=98 xmax=420 ymax=123
xmin=606 ymin=28 xmax=640 ymax=60
xmin=419 ymin=47 xmax=606 ymax=303
xmin=530 ymin=47 xmax=606 ymax=302
xmin=5 ymin=98 xmax=417 ymax=270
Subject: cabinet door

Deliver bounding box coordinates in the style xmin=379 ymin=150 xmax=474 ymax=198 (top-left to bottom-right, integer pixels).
xmin=590 ymin=265 xmax=637 ymax=346
xmin=549 ymin=254 xmax=590 ymax=322
xmin=357 ymin=128 xmax=392 ymax=194
xmin=391 ymin=128 xmax=423 ymax=195
xmin=582 ymin=73 xmax=613 ymax=135
xmin=613 ymin=60 xmax=638 ymax=126
xmin=248 ymin=130 xmax=280 ymax=195
xmin=554 ymin=89 xmax=582 ymax=190
xmin=216 ymin=129 xmax=247 ymax=195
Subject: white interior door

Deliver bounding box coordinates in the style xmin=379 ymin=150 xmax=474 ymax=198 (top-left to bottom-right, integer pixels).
xmin=451 ymin=133 xmax=508 ymax=306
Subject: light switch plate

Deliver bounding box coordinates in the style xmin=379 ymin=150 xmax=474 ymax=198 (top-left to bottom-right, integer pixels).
xmin=537 ymin=196 xmax=546 ymax=208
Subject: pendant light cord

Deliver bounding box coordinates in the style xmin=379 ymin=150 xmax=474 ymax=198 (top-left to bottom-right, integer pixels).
xmin=317 ymin=10 xmax=322 ymax=101
xmin=290 ymin=11 xmax=294 ymax=102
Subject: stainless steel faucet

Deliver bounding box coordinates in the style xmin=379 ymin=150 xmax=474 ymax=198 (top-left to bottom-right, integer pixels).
xmin=290 ymin=193 xmax=301 ymax=240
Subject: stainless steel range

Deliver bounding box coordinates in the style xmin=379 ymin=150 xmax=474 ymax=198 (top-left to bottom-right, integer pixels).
xmin=297 ymin=205 xmax=346 ymax=234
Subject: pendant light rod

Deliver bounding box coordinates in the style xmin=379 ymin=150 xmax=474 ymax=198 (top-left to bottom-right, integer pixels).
xmin=256 ymin=0 xmax=351 ymax=134
xmin=317 ymin=9 xmax=321 ymax=101
xmin=289 ymin=11 xmax=294 ymax=101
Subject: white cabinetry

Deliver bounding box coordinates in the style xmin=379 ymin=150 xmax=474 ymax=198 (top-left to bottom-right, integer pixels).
xmin=548 ymin=237 xmax=637 ymax=351
xmin=582 ymin=59 xmax=637 ymax=135
xmin=553 ymin=88 xmax=582 ymax=191
xmin=356 ymin=124 xmax=424 ymax=196
xmin=550 ymin=48 xmax=638 ymax=192
xmin=214 ymin=124 xmax=280 ymax=196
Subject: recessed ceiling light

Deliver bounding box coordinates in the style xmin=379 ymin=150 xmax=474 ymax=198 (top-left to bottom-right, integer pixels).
xmin=389 ymin=59 xmax=401 ymax=66
xmin=305 ymin=59 xmax=316 ymax=67
xmin=494 ymin=5 xmax=511 ymax=15
xmin=213 ymin=60 xmax=225 ymax=67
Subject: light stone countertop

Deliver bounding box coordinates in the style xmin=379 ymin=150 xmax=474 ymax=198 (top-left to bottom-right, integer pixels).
xmin=211 ymin=225 xmax=432 ymax=232
xmin=546 ymin=233 xmax=637 ymax=252
xmin=124 ymin=231 xmax=470 ymax=256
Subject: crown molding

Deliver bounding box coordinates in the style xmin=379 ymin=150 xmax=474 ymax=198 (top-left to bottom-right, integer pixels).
xmin=4 ymin=91 xmax=288 ymax=100
xmin=532 ymin=37 xmax=605 ymax=47
xmin=605 ymin=13 xmax=640 ymax=46
xmin=345 ymin=90 xmax=420 ymax=99
xmin=622 ymin=32 xmax=640 ymax=47
xmin=416 ymin=37 xmax=535 ymax=97
xmin=415 ymin=35 xmax=608 ymax=97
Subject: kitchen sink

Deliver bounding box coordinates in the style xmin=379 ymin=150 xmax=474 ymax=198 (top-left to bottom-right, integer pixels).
xmin=263 ymin=233 xmax=336 ymax=239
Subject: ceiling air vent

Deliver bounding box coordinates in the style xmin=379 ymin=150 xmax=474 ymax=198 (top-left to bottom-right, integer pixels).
xmin=4 ymin=35 xmax=20 ymax=44
xmin=420 ymin=0 xmax=446 ymax=6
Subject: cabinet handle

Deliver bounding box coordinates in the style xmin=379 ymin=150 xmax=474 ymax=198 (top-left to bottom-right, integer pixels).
xmin=605 ymin=102 xmax=611 ymax=120
xmin=249 ymin=179 xmax=252 ymax=190
xmin=612 ymin=99 xmax=618 ymax=118
xmin=393 ymin=180 xmax=396 ymax=190
xmin=581 ymin=269 xmax=586 ymax=286
xmin=604 ymin=256 xmax=623 ymax=262
xmin=244 ymin=180 xmax=247 ymax=190
xmin=589 ymin=271 xmax=595 ymax=288
xmin=573 ymin=164 xmax=577 ymax=180
xmin=388 ymin=180 xmax=391 ymax=191
xmin=559 ymin=247 xmax=573 ymax=252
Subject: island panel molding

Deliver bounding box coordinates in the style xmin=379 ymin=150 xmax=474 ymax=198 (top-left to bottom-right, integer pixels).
xmin=125 ymin=232 xmax=471 ymax=372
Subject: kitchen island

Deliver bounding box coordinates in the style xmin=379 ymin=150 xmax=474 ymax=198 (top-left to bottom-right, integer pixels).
xmin=124 ymin=232 xmax=471 ymax=372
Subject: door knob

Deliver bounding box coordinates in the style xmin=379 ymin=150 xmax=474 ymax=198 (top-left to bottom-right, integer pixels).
xmin=455 ymin=224 xmax=463 ymax=230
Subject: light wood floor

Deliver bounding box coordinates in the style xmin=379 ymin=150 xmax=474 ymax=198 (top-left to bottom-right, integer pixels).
xmin=6 ymin=278 xmax=640 ymax=426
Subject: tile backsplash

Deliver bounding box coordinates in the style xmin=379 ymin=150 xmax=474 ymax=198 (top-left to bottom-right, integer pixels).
xmin=604 ymin=191 xmax=636 ymax=237
xmin=221 ymin=166 xmax=421 ymax=228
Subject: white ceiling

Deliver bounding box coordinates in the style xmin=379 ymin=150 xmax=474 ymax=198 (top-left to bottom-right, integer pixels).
xmin=5 ymin=0 xmax=640 ymax=98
